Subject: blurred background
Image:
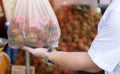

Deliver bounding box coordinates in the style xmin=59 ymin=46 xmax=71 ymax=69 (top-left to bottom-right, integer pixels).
xmin=0 ymin=0 xmax=111 ymax=74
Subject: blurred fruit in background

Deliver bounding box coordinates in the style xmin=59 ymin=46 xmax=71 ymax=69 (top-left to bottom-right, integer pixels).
xmin=56 ymin=5 xmax=101 ymax=52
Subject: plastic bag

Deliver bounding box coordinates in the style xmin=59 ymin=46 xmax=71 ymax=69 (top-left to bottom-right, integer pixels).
xmin=7 ymin=0 xmax=61 ymax=49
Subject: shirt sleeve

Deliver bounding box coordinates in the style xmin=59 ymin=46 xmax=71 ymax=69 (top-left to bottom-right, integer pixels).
xmin=88 ymin=10 xmax=120 ymax=72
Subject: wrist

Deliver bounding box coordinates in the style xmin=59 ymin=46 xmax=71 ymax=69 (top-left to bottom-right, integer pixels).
xmin=44 ymin=48 xmax=55 ymax=65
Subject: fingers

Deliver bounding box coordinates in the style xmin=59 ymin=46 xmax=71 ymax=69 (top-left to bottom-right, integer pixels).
xmin=22 ymin=46 xmax=34 ymax=53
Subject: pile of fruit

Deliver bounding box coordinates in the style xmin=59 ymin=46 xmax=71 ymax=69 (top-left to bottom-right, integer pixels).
xmin=15 ymin=5 xmax=101 ymax=74
xmin=56 ymin=5 xmax=101 ymax=52
xmin=7 ymin=17 xmax=59 ymax=48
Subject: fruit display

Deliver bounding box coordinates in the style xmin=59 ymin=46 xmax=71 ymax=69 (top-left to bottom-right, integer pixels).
xmin=15 ymin=5 xmax=102 ymax=74
xmin=56 ymin=5 xmax=101 ymax=52
xmin=7 ymin=17 xmax=60 ymax=48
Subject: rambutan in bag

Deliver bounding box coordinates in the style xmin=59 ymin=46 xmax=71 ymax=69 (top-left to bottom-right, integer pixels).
xmin=7 ymin=0 xmax=61 ymax=49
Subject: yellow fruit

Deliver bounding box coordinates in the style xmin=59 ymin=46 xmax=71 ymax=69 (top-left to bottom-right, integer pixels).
xmin=14 ymin=35 xmax=24 ymax=42
xmin=26 ymin=32 xmax=38 ymax=43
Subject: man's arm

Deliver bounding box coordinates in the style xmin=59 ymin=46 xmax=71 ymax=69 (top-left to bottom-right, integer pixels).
xmin=49 ymin=51 xmax=102 ymax=73
xmin=22 ymin=47 xmax=102 ymax=73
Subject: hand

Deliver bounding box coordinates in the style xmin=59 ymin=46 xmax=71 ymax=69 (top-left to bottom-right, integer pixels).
xmin=22 ymin=46 xmax=48 ymax=58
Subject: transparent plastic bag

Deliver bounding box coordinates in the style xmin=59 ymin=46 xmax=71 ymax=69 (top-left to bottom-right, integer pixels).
xmin=7 ymin=0 xmax=61 ymax=49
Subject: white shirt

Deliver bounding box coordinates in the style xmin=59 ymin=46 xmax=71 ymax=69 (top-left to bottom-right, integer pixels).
xmin=88 ymin=0 xmax=120 ymax=74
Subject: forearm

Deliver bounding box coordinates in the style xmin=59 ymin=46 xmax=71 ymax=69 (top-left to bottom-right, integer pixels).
xmin=49 ymin=51 xmax=101 ymax=73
